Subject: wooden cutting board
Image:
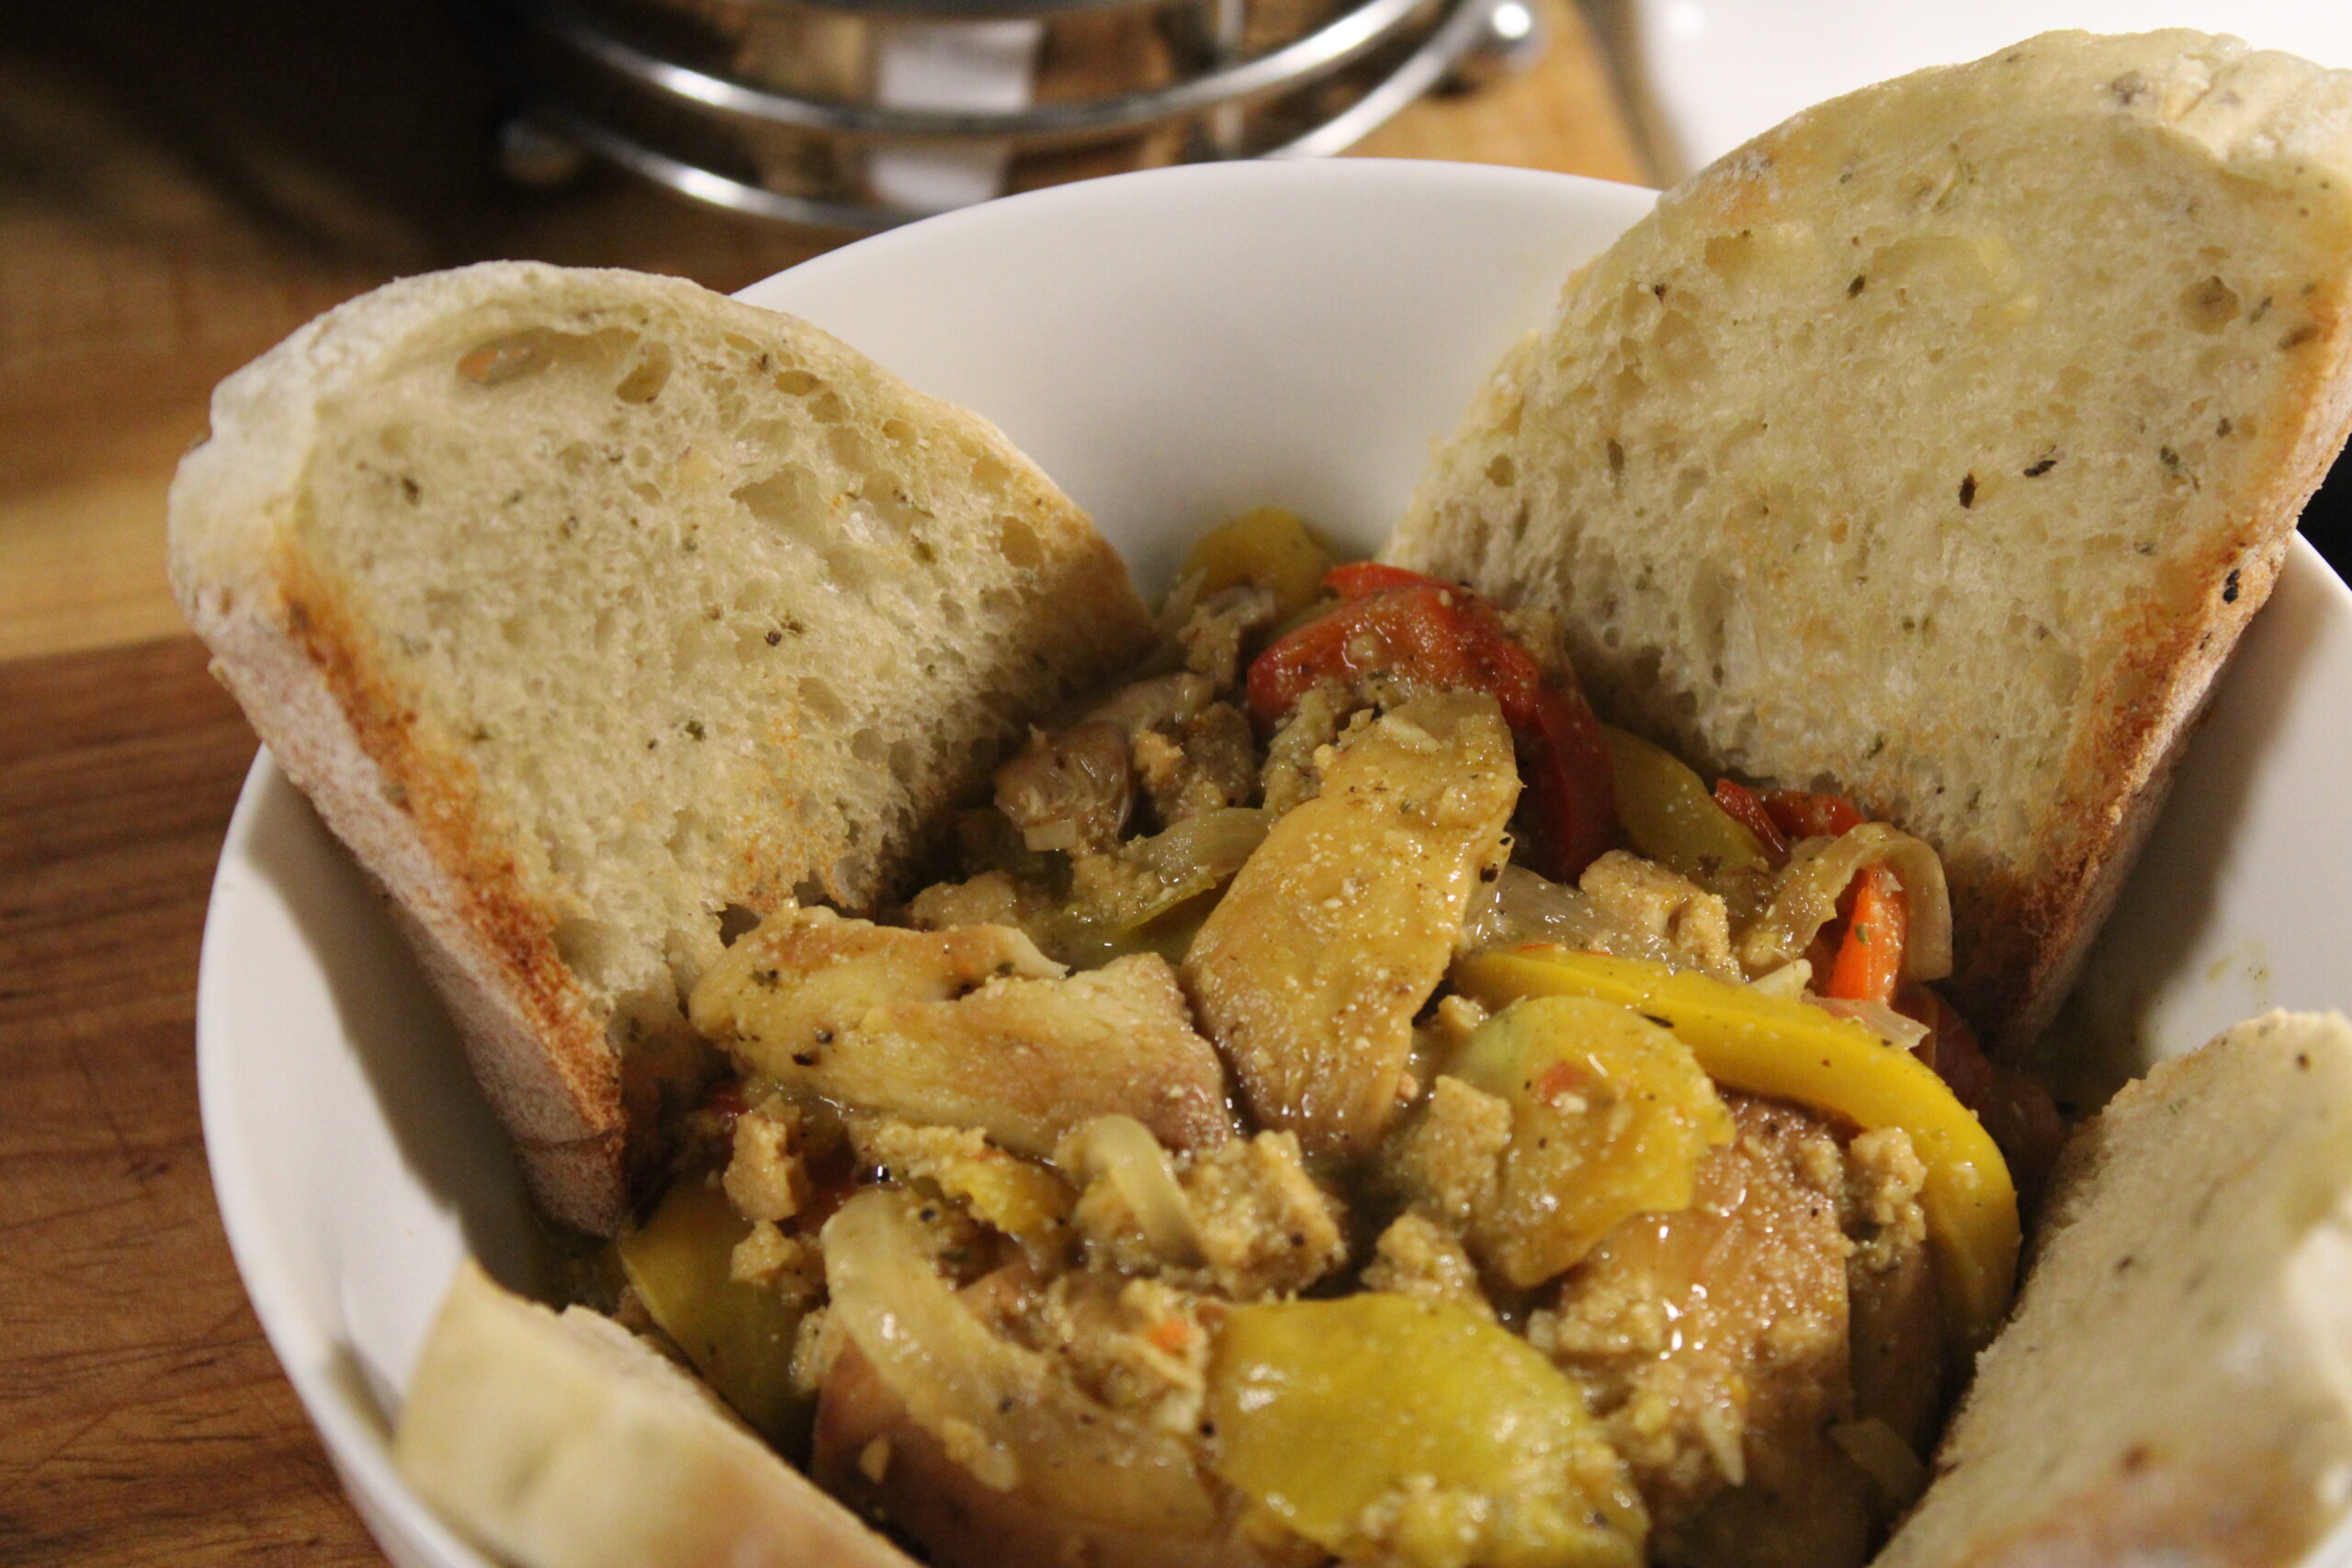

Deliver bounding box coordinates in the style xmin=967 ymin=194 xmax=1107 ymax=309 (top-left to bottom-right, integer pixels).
xmin=0 ymin=0 xmax=1642 ymax=1560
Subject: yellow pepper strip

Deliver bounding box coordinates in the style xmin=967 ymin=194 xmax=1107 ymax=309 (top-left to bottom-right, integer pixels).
xmin=1180 ymin=506 xmax=1335 ymax=625
xmin=1600 ymin=726 xmax=1772 ymax=886
xmin=1453 ymin=945 xmax=2019 ymax=1352
xmin=613 ymin=1179 xmax=812 ymax=1451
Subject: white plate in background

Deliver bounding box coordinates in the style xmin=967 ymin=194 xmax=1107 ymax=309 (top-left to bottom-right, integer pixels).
xmin=195 ymin=157 xmax=2352 ymax=1568
xmin=1623 ymin=1 xmax=2352 ymax=177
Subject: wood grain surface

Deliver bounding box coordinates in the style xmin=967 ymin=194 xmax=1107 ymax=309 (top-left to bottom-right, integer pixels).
xmin=0 ymin=639 xmax=379 ymax=1565
xmin=0 ymin=0 xmax=1639 ymax=1559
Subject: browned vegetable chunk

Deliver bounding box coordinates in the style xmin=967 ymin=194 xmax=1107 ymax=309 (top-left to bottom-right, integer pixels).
xmin=1841 ymin=1128 xmax=1942 ymax=1463
xmin=813 ymin=1192 xmax=1264 ymax=1568
xmin=693 ymin=908 xmax=1234 ymax=1155
xmin=1182 ymin=692 xmax=1518 ymax=1159
xmin=1063 ymin=1120 xmax=1349 ymax=1301
xmin=1542 ymin=1096 xmax=1881 ymax=1568
xmin=1395 ymin=997 xmax=1734 ymax=1290
xmin=995 ymin=720 xmax=1134 ymax=856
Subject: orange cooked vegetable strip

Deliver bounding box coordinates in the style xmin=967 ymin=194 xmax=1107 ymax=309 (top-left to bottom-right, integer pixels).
xmin=1827 ymin=863 xmax=1906 ymax=1005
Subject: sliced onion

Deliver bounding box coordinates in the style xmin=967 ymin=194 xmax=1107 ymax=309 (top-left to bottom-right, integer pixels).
xmin=1746 ymin=959 xmax=1813 ymax=998
xmin=1830 ymin=1417 xmax=1928 ymax=1506
xmin=1814 ymin=995 xmax=1932 ymax=1053
xmin=1053 ymin=1115 xmax=1205 ymax=1268
xmin=1736 ymin=823 xmax=1954 ymax=983
xmin=1464 ymin=865 xmax=1714 ymax=974
xmin=822 ymin=1191 xmax=1025 ymax=1491
xmin=821 ymin=1190 xmax=1216 ymax=1529
xmin=1069 ymin=807 xmax=1272 ymax=934
xmin=1131 ymin=807 xmax=1272 ymax=893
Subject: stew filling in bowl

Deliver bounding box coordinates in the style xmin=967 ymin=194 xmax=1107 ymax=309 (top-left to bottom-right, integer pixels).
xmin=589 ymin=508 xmax=2060 ymax=1568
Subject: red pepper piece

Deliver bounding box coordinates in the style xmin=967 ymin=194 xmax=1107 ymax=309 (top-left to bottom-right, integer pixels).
xmin=1895 ymin=986 xmax=1995 ymax=1111
xmin=1245 ymin=567 xmax=1616 ymax=882
xmin=1897 ymin=984 xmax=2064 ymax=1203
xmin=701 ymin=1077 xmax=748 ymax=1134
xmin=1246 ymin=582 xmax=1498 ymax=726
xmin=1324 ymin=560 xmax=1452 ymax=599
xmin=1521 ymin=682 xmax=1617 ymax=884
xmin=1713 ymin=778 xmax=1791 ymax=864
xmin=1982 ymin=1063 xmax=2066 ymax=1209
xmin=1760 ymin=787 xmax=1867 ymax=840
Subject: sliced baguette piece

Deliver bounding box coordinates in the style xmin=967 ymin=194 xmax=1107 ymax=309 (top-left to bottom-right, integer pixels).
xmin=394 ymin=1260 xmax=916 ymax=1568
xmin=168 ymin=263 xmax=1151 ymax=1234
xmin=1389 ymin=30 xmax=2352 ymax=1051
xmin=1874 ymin=1010 xmax=2352 ymax=1568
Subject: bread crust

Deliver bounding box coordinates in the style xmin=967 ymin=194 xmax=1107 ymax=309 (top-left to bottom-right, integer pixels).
xmin=185 ymin=506 xmax=632 ymax=1226
xmin=171 ymin=262 xmax=1151 ymax=1234
xmin=1918 ymin=1461 xmax=2322 ymax=1568
xmin=397 ymin=1261 xmax=921 ymax=1568
xmin=1873 ymin=1010 xmax=2352 ymax=1568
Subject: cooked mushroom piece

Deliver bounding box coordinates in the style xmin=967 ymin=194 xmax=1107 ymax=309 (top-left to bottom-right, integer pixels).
xmin=994 ymin=719 xmax=1136 ymax=856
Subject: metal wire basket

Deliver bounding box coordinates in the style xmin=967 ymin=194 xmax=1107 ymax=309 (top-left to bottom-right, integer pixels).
xmin=475 ymin=0 xmax=1541 ymax=228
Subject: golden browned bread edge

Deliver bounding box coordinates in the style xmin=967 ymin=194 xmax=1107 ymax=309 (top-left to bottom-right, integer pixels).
xmin=1912 ymin=1461 xmax=2322 ymax=1568
xmin=188 ymin=544 xmax=627 ymax=1230
xmin=1874 ymin=1010 xmax=2352 ymax=1568
xmin=1389 ymin=33 xmax=2352 ymax=1056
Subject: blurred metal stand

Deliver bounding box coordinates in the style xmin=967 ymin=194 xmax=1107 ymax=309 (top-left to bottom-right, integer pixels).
xmin=1571 ymin=0 xmax=1674 ymax=186
xmin=473 ymin=0 xmax=1546 ymax=229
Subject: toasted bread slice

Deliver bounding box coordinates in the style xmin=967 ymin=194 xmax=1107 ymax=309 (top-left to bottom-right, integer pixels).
xmin=1389 ymin=31 xmax=2352 ymax=1051
xmin=394 ymin=1260 xmax=916 ymax=1568
xmin=168 ymin=263 xmax=1151 ymax=1233
xmin=1875 ymin=1010 xmax=2352 ymax=1568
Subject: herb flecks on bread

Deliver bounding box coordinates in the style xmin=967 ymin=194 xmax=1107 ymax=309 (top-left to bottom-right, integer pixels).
xmin=168 ymin=263 xmax=1152 ymax=1234
xmin=1390 ymin=30 xmax=2352 ymax=1051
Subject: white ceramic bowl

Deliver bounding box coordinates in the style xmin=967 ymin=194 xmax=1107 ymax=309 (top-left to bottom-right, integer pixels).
xmin=196 ymin=159 xmax=2352 ymax=1568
